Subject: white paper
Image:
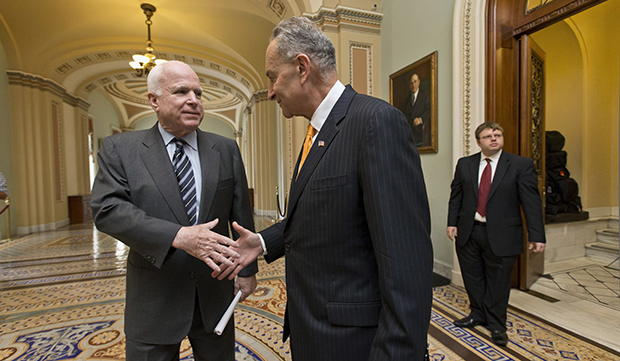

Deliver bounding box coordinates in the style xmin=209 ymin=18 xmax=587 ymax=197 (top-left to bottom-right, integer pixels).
xmin=214 ymin=290 xmax=242 ymax=335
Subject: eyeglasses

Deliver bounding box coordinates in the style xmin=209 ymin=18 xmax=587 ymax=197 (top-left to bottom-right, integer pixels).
xmin=479 ymin=134 xmax=503 ymax=140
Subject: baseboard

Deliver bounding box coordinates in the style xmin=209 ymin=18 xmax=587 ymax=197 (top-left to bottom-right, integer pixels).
xmin=17 ymin=218 xmax=70 ymax=236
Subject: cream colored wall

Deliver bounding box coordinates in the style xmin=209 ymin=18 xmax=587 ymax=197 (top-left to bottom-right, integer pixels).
xmin=573 ymin=0 xmax=620 ymax=210
xmin=63 ymin=103 xmax=79 ymax=196
xmin=381 ymin=0 xmax=457 ymax=272
xmin=532 ymin=1 xmax=620 ymax=212
xmin=0 ymin=39 xmax=13 ymax=239
xmin=251 ymin=95 xmax=280 ymax=216
xmin=325 ymin=23 xmax=381 ymax=97
xmin=531 ymin=22 xmax=585 ymax=192
xmin=8 ymin=83 xmax=70 ymax=234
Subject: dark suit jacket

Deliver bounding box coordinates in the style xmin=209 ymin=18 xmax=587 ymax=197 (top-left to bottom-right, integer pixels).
xmin=261 ymin=86 xmax=433 ymax=360
xmin=403 ymin=89 xmax=431 ymax=146
xmin=447 ymin=151 xmax=546 ymax=257
xmin=91 ymin=124 xmax=257 ymax=344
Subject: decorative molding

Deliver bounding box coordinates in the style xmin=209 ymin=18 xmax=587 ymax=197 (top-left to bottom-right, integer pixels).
xmin=7 ymin=71 xmax=90 ymax=111
xmin=250 ymin=90 xmax=269 ymax=107
xmin=51 ymin=102 xmax=66 ymax=203
xmin=349 ymin=42 xmax=373 ymax=96
xmin=526 ymin=0 xmax=555 ymax=14
xmin=268 ymin=0 xmax=287 ymax=19
xmin=99 ymin=75 xmax=243 ymax=110
xmin=513 ymin=0 xmax=599 ymax=36
xmin=530 ymin=54 xmax=544 ymax=175
xmin=47 ymin=49 xmax=257 ymax=97
xmin=462 ymin=0 xmax=473 ymax=156
xmin=303 ymin=5 xmax=382 ymax=31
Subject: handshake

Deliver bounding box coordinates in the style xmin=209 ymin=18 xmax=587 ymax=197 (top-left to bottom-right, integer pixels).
xmin=172 ymin=219 xmax=264 ymax=279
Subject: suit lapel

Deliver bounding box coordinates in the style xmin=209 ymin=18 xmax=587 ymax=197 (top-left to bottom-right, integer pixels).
xmin=488 ymin=151 xmax=510 ymax=201
xmin=197 ymin=131 xmax=220 ymax=224
xmin=469 ymin=153 xmax=482 ymax=198
xmin=286 ymin=85 xmax=356 ymax=218
xmin=140 ymin=125 xmax=188 ymax=224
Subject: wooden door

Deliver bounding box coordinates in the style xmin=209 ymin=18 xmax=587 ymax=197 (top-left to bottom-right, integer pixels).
xmin=518 ymin=34 xmax=546 ymax=290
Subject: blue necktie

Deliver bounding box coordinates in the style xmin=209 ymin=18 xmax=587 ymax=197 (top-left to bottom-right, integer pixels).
xmin=172 ymin=138 xmax=197 ymax=225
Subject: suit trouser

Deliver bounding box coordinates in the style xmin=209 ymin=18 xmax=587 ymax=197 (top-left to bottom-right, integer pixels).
xmin=456 ymin=223 xmax=518 ymax=332
xmin=125 ymin=290 xmax=235 ymax=361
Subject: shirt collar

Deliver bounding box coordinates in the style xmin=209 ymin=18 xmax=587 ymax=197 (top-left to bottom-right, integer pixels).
xmin=482 ymin=149 xmax=502 ymax=164
xmin=158 ymin=123 xmax=198 ymax=151
xmin=309 ymin=80 xmax=346 ymax=132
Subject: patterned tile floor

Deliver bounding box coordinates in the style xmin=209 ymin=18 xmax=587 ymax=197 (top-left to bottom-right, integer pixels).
xmin=535 ymin=260 xmax=620 ymax=310
xmin=1 ymin=219 xmax=619 ymax=360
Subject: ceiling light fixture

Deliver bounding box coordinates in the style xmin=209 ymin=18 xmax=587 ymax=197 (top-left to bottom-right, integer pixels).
xmin=129 ymin=3 xmax=166 ymax=77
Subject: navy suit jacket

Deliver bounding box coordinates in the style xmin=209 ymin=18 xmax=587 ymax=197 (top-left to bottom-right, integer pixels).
xmin=91 ymin=124 xmax=257 ymax=344
xmin=261 ymin=85 xmax=434 ymax=360
xmin=447 ymin=151 xmax=546 ymax=257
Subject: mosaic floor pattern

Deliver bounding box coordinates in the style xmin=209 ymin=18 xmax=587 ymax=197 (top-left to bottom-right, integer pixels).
xmin=1 ymin=222 xmax=619 ymax=360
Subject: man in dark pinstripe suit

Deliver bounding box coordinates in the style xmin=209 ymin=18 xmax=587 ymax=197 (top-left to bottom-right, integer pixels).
xmin=217 ymin=17 xmax=433 ymax=360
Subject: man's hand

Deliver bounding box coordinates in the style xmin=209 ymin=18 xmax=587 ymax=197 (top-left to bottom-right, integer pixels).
xmin=212 ymin=221 xmax=263 ymax=280
xmin=172 ymin=219 xmax=240 ymax=273
xmin=446 ymin=226 xmax=458 ymax=241
xmin=529 ymin=242 xmax=545 ymax=253
xmin=414 ymin=117 xmax=423 ymax=126
xmin=235 ymin=275 xmax=257 ymax=302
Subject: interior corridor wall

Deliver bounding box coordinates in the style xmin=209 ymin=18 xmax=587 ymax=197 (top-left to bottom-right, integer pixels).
xmin=0 ymin=39 xmax=13 ymax=238
xmin=380 ymin=0 xmax=457 ymax=276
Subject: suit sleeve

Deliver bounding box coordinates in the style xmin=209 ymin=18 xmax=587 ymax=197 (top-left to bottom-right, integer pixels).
xmin=259 ymin=220 xmax=286 ymax=263
xmin=91 ymin=136 xmax=181 ymax=269
xmin=359 ymin=105 xmax=433 ymax=360
xmin=447 ymin=160 xmax=464 ymax=227
xmin=517 ymin=158 xmax=546 ymax=244
xmin=229 ymin=141 xmax=259 ymax=276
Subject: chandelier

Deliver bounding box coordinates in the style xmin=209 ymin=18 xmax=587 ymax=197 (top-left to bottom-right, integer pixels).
xmin=129 ymin=3 xmax=166 ymax=77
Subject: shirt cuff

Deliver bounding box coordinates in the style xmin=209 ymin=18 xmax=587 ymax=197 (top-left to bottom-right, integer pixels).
xmin=258 ymin=233 xmax=268 ymax=256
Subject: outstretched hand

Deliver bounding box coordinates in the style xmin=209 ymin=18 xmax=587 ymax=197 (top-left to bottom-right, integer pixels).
xmin=212 ymin=221 xmax=264 ymax=280
xmin=172 ymin=219 xmax=240 ymax=273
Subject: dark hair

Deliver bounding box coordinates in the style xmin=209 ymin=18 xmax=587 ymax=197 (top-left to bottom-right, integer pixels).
xmin=475 ymin=121 xmax=504 ymax=139
xmin=270 ymin=17 xmax=337 ymax=76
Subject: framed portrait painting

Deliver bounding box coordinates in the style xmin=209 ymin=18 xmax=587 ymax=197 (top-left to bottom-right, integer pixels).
xmin=389 ymin=51 xmax=438 ymax=154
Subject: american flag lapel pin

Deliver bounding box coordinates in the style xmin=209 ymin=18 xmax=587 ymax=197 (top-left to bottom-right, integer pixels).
xmin=318 ymin=140 xmax=324 ymax=147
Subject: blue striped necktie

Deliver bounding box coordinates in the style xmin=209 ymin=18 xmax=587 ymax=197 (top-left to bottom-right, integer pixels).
xmin=172 ymin=138 xmax=197 ymax=225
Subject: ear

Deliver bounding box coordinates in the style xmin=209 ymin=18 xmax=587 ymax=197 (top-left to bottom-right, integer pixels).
xmin=147 ymin=92 xmax=159 ymax=111
xmin=295 ymin=54 xmax=311 ymax=84
xmin=475 ymin=138 xmax=481 ymax=148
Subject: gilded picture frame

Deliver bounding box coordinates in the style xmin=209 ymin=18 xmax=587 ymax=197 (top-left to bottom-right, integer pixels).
xmin=389 ymin=51 xmax=438 ymax=154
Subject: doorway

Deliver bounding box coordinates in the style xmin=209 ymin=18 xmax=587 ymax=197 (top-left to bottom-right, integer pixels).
xmin=487 ymin=0 xmax=620 ymax=289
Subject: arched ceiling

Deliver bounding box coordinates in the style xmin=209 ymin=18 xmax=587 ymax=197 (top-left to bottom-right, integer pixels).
xmin=0 ymin=0 xmax=310 ymax=128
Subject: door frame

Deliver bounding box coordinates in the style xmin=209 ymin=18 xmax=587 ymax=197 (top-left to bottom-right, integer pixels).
xmin=485 ymin=0 xmax=606 ymax=289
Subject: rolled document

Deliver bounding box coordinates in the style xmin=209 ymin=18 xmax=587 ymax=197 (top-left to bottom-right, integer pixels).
xmin=214 ymin=290 xmax=242 ymax=335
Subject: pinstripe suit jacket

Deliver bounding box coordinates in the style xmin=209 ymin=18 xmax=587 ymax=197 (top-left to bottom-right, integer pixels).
xmin=91 ymin=124 xmax=257 ymax=345
xmin=261 ymin=86 xmax=434 ymax=360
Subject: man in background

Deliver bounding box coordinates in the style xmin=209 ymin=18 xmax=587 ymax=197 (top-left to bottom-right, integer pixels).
xmin=447 ymin=121 xmax=546 ymax=346
xmin=92 ymin=61 xmax=257 ymax=361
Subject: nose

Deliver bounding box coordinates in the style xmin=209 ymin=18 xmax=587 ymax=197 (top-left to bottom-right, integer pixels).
xmin=268 ymin=85 xmax=276 ymax=101
xmin=187 ymin=91 xmax=199 ymax=104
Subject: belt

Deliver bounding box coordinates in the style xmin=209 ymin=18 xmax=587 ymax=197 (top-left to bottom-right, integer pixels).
xmin=474 ymin=220 xmax=486 ymax=226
